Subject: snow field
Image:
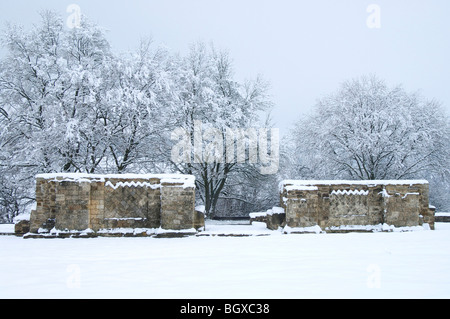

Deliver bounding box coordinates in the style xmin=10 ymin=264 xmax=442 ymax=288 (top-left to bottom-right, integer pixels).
xmin=1 ymin=223 xmax=450 ymax=299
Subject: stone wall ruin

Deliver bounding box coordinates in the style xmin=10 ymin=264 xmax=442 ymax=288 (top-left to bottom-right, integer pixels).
xmin=278 ymin=180 xmax=435 ymax=233
xmin=24 ymin=175 xmax=435 ymax=238
xmin=28 ymin=173 xmax=201 ymax=238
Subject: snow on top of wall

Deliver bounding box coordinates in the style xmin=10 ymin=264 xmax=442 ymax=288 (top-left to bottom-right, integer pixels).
xmin=284 ymin=185 xmax=319 ymax=192
xmin=195 ymin=205 xmax=206 ymax=215
xmin=105 ymin=181 xmax=159 ymax=190
xmin=331 ymin=189 xmax=369 ymax=196
xmin=249 ymin=212 xmax=267 ymax=218
xmin=249 ymin=207 xmax=285 ymax=218
xmin=36 ymin=173 xmax=196 ymax=188
xmin=280 ymin=179 xmax=429 ymax=192
xmin=160 ymin=176 xmax=196 ymax=188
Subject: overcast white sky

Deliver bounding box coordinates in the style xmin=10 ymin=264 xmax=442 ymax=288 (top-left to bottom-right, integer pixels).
xmin=1 ymin=0 xmax=449 ymax=136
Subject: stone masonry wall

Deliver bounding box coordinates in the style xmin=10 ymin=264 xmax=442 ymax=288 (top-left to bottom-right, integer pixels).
xmin=160 ymin=183 xmax=195 ymax=230
xmin=280 ymin=180 xmax=435 ymax=232
xmin=29 ymin=173 xmax=199 ymax=236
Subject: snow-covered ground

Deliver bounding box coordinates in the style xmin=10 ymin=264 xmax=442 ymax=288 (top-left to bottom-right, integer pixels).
xmin=1 ymin=221 xmax=450 ymax=299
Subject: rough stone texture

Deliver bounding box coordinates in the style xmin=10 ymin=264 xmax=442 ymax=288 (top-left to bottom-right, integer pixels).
xmin=285 ymin=188 xmax=320 ymax=228
xmin=280 ymin=180 xmax=435 ymax=231
xmin=89 ymin=181 xmax=105 ymax=231
xmin=194 ymin=208 xmax=206 ymax=230
xmin=30 ymin=178 xmax=57 ymax=233
xmin=160 ymin=184 xmax=196 ymax=230
xmin=29 ymin=173 xmax=199 ymax=236
xmin=54 ymin=181 xmax=90 ymax=231
xmin=14 ymin=219 xmax=30 ymax=235
xmin=103 ymin=179 xmax=161 ymax=230
xmin=266 ymin=213 xmax=286 ymax=230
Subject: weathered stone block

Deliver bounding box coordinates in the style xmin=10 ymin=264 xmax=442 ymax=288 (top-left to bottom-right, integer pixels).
xmin=266 ymin=212 xmax=286 ymax=230
xmin=15 ymin=219 xmax=30 ymax=235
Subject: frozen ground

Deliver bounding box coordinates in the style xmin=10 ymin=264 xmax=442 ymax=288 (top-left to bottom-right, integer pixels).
xmin=1 ymin=221 xmax=450 ymax=299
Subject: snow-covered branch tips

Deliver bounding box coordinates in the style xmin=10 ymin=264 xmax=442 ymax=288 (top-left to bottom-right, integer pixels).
xmin=171 ymin=121 xmax=280 ymax=175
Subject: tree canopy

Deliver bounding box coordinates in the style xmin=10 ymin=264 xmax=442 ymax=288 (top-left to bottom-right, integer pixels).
xmin=287 ymin=75 xmax=450 ymax=209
